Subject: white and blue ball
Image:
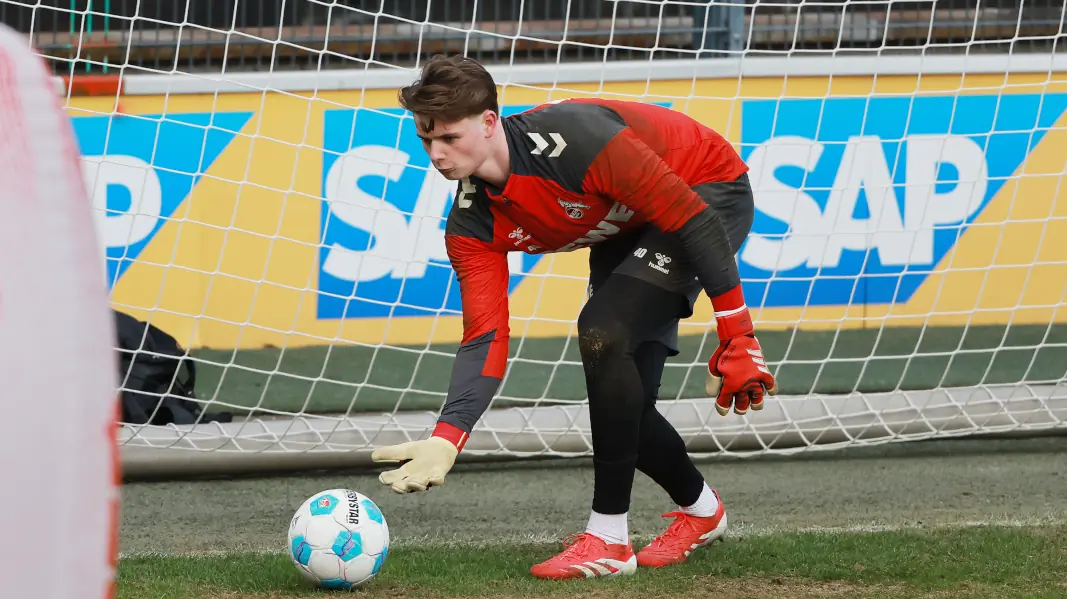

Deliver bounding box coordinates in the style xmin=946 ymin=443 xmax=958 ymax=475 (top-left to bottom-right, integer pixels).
xmin=287 ymin=488 xmax=390 ymax=589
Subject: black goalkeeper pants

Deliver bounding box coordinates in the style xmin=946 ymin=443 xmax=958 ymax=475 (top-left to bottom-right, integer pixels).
xmin=579 ymin=174 xmax=754 ymax=514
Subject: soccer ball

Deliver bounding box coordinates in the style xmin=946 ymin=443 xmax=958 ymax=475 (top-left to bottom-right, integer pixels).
xmin=287 ymin=488 xmax=390 ymax=589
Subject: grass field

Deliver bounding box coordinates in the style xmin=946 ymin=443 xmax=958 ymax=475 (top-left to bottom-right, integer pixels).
xmin=117 ymin=526 xmax=1067 ymax=598
xmin=117 ymin=437 xmax=1067 ymax=598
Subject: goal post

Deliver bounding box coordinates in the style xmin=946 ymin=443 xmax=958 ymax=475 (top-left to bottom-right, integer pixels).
xmin=19 ymin=1 xmax=1067 ymax=477
xmin=0 ymin=22 xmax=119 ymax=597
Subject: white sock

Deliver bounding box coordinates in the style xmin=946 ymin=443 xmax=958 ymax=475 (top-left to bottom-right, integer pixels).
xmin=681 ymin=482 xmax=719 ymax=517
xmin=585 ymin=510 xmax=628 ymax=545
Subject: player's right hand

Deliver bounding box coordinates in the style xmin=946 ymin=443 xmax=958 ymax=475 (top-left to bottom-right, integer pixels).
xmin=706 ymin=334 xmax=778 ymax=416
xmin=371 ymin=433 xmax=460 ymax=494
xmin=704 ymin=295 xmax=778 ymax=417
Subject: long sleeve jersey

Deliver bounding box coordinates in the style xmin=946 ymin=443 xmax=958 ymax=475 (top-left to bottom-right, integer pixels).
xmin=438 ymin=98 xmax=750 ymax=436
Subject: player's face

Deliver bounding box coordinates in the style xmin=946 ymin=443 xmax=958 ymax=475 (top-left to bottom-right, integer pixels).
xmin=416 ymin=112 xmax=493 ymax=180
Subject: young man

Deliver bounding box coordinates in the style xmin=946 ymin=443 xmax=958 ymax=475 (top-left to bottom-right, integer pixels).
xmin=371 ymin=54 xmax=777 ymax=579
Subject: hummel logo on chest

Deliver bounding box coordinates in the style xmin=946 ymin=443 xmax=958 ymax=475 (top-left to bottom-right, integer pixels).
xmin=509 ymin=227 xmax=540 ymax=253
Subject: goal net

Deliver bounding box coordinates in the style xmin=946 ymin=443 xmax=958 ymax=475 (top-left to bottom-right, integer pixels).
xmin=10 ymin=0 xmax=1067 ymax=477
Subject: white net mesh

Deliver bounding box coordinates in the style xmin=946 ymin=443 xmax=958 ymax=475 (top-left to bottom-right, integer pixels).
xmin=5 ymin=0 xmax=1066 ymax=476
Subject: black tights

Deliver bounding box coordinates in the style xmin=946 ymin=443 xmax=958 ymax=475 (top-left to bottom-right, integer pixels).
xmin=577 ymin=274 xmax=706 ymax=515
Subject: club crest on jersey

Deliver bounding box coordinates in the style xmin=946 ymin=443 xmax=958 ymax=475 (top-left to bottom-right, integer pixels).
xmin=557 ymin=202 xmax=636 ymax=252
xmin=558 ymin=198 xmax=590 ymax=219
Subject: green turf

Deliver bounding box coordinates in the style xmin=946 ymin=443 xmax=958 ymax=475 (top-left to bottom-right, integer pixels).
xmin=116 ymin=525 xmax=1067 ymax=598
xmin=190 ymin=323 xmax=1067 ymax=416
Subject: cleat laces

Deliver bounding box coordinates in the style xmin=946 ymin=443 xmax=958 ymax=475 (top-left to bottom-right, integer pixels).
xmin=556 ymin=533 xmax=598 ymax=560
xmin=647 ymin=511 xmax=698 ymax=550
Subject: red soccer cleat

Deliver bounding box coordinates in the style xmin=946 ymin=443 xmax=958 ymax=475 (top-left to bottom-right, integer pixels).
xmin=636 ymin=492 xmax=728 ymax=568
xmin=530 ymin=533 xmax=638 ymax=580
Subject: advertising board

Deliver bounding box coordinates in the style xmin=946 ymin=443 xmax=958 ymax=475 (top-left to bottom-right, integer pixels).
xmin=65 ymin=75 xmax=1067 ymax=349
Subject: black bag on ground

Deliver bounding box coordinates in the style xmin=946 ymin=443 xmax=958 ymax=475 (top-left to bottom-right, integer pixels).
xmin=113 ymin=310 xmax=231 ymax=426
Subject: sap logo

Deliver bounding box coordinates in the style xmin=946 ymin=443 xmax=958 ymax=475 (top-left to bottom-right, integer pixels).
xmin=317 ymin=106 xmax=543 ymax=319
xmin=318 ymin=105 xmax=543 ymax=320
xmin=744 ymin=134 xmax=987 ymax=271
xmin=738 ymin=94 xmax=1067 ymax=307
xmin=319 ymin=141 xmax=456 ymax=283
xmin=317 ymin=101 xmax=675 ymax=320
xmin=72 ymin=112 xmax=252 ymax=287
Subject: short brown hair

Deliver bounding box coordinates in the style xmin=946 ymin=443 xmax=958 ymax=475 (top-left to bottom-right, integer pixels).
xmin=398 ymin=54 xmax=499 ymax=133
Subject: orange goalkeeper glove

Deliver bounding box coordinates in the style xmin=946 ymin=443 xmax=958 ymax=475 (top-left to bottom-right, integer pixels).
xmin=705 ymin=288 xmax=778 ymax=416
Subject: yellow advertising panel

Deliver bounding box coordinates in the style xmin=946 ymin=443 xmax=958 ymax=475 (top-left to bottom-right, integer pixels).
xmin=66 ymin=72 xmax=1067 ymax=349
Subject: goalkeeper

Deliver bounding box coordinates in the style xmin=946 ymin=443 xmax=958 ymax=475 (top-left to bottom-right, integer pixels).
xmin=371 ymin=54 xmax=777 ymax=579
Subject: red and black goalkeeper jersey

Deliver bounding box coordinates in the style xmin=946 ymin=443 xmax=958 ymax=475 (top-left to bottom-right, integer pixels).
xmin=438 ymin=98 xmax=749 ymax=434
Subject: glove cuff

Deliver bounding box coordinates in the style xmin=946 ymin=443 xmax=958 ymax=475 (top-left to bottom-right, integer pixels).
xmin=711 ymin=285 xmax=754 ymax=341
xmin=432 ymin=421 xmax=470 ymax=452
